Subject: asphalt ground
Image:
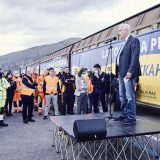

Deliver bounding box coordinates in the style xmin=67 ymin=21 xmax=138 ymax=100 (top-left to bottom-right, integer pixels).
xmin=0 ymin=106 xmax=159 ymax=160
xmin=0 ymin=112 xmax=59 ymax=160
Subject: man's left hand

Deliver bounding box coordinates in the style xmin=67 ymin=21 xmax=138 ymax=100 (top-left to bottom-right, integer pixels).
xmin=125 ymin=72 xmax=132 ymax=79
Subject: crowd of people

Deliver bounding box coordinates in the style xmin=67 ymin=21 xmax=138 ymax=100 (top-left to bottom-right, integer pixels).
xmin=0 ymin=64 xmax=118 ymax=126
xmin=0 ymin=23 xmax=141 ymax=126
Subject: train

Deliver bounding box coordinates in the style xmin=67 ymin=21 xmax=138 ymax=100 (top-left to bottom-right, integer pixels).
xmin=19 ymin=4 xmax=160 ymax=109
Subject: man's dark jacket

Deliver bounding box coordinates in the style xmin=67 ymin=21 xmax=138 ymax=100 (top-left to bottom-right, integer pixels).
xmin=115 ymin=35 xmax=141 ymax=79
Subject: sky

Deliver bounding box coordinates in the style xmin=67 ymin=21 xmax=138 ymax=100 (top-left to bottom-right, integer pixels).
xmin=0 ymin=0 xmax=159 ymax=55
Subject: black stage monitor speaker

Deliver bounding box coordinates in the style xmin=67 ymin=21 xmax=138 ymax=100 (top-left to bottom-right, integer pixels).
xmin=73 ymin=118 xmax=107 ymax=140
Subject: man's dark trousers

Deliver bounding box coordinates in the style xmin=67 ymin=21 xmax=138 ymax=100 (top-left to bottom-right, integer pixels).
xmin=21 ymin=95 xmax=34 ymax=120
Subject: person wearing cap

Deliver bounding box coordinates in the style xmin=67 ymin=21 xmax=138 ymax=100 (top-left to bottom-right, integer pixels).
xmin=4 ymin=72 xmax=17 ymax=116
xmin=91 ymin=64 xmax=108 ymax=113
xmin=21 ymin=70 xmax=38 ymax=123
xmin=0 ymin=70 xmax=10 ymax=126
xmin=61 ymin=67 xmax=75 ymax=115
xmin=43 ymin=68 xmax=60 ymax=119
xmin=13 ymin=71 xmax=22 ymax=113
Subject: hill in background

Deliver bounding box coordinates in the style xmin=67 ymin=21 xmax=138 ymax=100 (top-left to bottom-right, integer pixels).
xmin=0 ymin=38 xmax=81 ymax=72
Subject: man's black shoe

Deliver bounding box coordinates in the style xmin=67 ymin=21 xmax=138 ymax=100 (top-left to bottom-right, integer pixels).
xmin=114 ymin=115 xmax=127 ymax=121
xmin=43 ymin=116 xmax=48 ymax=120
xmin=8 ymin=113 xmax=13 ymax=117
xmin=122 ymin=118 xmax=136 ymax=124
xmin=28 ymin=119 xmax=35 ymax=122
xmin=23 ymin=120 xmax=28 ymax=124
xmin=0 ymin=121 xmax=8 ymax=127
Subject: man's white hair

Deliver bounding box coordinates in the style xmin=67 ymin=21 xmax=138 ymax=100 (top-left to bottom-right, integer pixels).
xmin=119 ymin=23 xmax=131 ymax=33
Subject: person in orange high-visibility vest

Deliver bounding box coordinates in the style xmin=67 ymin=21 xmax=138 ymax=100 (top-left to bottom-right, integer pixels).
xmin=13 ymin=71 xmax=22 ymax=113
xmin=38 ymin=69 xmax=49 ymax=114
xmin=86 ymin=69 xmax=94 ymax=113
xmin=43 ymin=67 xmax=60 ymax=119
xmin=21 ymin=70 xmax=38 ymax=123
xmin=32 ymin=68 xmax=39 ymax=111
xmin=37 ymin=74 xmax=45 ymax=115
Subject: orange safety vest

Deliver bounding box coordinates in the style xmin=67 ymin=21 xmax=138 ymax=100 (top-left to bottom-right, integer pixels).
xmin=61 ymin=85 xmax=65 ymax=93
xmin=38 ymin=75 xmax=44 ymax=93
xmin=86 ymin=75 xmax=94 ymax=94
xmin=13 ymin=77 xmax=22 ymax=93
xmin=21 ymin=76 xmax=35 ymax=96
xmin=44 ymin=75 xmax=59 ymax=94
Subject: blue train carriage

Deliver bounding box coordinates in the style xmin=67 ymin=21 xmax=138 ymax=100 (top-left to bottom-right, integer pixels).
xmin=71 ymin=29 xmax=160 ymax=108
xmin=40 ymin=55 xmax=68 ymax=75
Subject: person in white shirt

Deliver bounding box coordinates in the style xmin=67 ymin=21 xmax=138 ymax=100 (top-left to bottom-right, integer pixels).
xmin=75 ymin=68 xmax=88 ymax=114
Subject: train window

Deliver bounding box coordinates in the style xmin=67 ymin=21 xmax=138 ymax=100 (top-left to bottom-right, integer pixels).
xmin=158 ymin=23 xmax=160 ymax=29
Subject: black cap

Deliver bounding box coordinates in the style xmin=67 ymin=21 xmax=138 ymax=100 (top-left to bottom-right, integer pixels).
xmin=93 ymin=64 xmax=101 ymax=69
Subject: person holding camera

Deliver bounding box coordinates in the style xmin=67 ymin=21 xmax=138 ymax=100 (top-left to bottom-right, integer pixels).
xmin=91 ymin=64 xmax=108 ymax=113
xmin=75 ymin=68 xmax=88 ymax=114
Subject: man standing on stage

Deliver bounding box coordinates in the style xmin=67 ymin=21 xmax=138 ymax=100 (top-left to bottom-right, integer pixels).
xmin=116 ymin=24 xmax=141 ymax=124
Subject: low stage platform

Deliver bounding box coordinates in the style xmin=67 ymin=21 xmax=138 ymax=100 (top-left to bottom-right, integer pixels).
xmin=50 ymin=113 xmax=160 ymax=160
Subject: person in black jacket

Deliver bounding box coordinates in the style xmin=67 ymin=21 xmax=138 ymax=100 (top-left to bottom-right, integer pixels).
xmin=61 ymin=67 xmax=75 ymax=115
xmin=4 ymin=73 xmax=17 ymax=116
xmin=56 ymin=67 xmax=64 ymax=79
xmin=21 ymin=70 xmax=38 ymax=123
xmin=91 ymin=64 xmax=108 ymax=113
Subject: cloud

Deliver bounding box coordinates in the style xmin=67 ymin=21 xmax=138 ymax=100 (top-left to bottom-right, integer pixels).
xmin=0 ymin=0 xmax=159 ymax=55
